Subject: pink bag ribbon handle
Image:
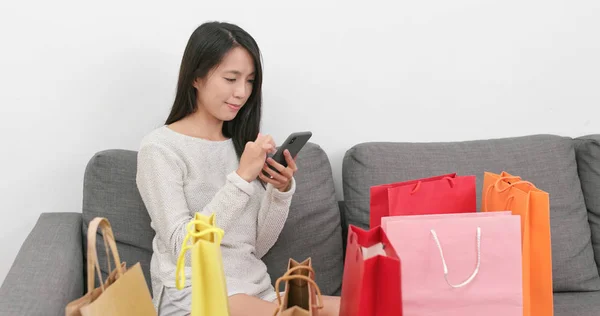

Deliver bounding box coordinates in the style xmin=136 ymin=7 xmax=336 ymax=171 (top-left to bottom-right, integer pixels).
xmin=430 ymin=227 xmax=481 ymax=288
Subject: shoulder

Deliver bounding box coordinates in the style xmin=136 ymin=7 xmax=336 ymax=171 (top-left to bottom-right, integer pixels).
xmin=139 ymin=125 xmax=172 ymax=148
xmin=137 ymin=125 xmax=238 ymax=172
xmin=137 ymin=126 xmax=185 ymax=167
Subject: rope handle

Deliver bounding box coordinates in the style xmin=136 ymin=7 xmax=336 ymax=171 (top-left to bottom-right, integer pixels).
xmin=431 ymin=227 xmax=481 ymax=288
xmin=175 ymin=219 xmax=224 ymax=290
xmin=86 ymin=218 xmax=124 ymax=293
xmin=483 ymin=175 xmax=535 ymax=211
xmin=410 ymin=176 xmax=455 ymax=195
xmin=273 ymin=266 xmax=324 ymax=316
xmin=492 ymin=176 xmax=535 ymax=193
xmin=92 ymin=232 xmax=113 ymax=292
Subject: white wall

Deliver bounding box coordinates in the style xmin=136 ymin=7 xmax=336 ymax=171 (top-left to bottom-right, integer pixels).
xmin=1 ymin=0 xmax=599 ymax=284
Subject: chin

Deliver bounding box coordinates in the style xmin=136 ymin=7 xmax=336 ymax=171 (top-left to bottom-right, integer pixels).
xmin=220 ymin=114 xmax=239 ymax=122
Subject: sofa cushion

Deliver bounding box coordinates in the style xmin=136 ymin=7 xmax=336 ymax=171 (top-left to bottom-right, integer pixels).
xmin=575 ymin=135 xmax=600 ymax=274
xmin=82 ymin=143 xmax=344 ymax=297
xmin=342 ymin=134 xmax=600 ymax=292
xmin=262 ymin=143 xmax=344 ymax=295
xmin=82 ymin=149 xmax=154 ymax=294
xmin=554 ymin=291 xmax=600 ymax=316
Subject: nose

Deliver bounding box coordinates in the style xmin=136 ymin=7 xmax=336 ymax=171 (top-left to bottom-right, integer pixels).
xmin=233 ymin=82 xmax=247 ymax=99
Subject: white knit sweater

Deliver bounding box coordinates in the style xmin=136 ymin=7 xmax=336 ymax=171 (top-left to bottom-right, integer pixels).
xmin=135 ymin=126 xmax=296 ymax=308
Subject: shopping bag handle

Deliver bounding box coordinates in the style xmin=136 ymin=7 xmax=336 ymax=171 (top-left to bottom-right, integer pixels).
xmin=483 ymin=176 xmax=535 ymax=212
xmin=431 ymin=227 xmax=481 ymax=288
xmin=273 ymin=267 xmax=324 ymax=316
xmin=86 ymin=217 xmax=124 ymax=293
xmin=410 ymin=176 xmax=454 ymax=195
xmin=175 ymin=219 xmax=224 ymax=290
xmin=492 ymin=176 xmax=535 ymax=193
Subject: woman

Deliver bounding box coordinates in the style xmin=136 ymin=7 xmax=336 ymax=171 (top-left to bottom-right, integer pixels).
xmin=136 ymin=21 xmax=340 ymax=316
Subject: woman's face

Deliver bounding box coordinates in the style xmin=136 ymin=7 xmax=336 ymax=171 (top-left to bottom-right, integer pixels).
xmin=193 ymin=46 xmax=256 ymax=122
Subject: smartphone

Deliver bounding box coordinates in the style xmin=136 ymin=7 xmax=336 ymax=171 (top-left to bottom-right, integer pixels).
xmin=266 ymin=131 xmax=312 ymax=171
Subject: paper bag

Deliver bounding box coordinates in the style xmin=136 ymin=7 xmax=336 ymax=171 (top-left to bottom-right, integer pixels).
xmin=65 ymin=217 xmax=156 ymax=316
xmin=370 ymin=173 xmax=476 ymax=227
xmin=175 ymin=212 xmax=229 ymax=316
xmin=482 ymin=171 xmax=553 ymax=316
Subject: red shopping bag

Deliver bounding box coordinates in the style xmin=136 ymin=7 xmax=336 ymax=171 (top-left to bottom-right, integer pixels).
xmin=339 ymin=225 xmax=402 ymax=316
xmin=370 ymin=173 xmax=476 ymax=228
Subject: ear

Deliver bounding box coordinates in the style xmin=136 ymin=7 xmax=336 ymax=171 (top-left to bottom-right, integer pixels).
xmin=192 ymin=77 xmax=204 ymax=90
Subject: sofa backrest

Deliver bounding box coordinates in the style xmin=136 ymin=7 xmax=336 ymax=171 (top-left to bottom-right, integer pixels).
xmin=81 ymin=142 xmax=344 ymax=297
xmin=341 ymin=134 xmax=600 ymax=292
xmin=574 ymin=135 xmax=600 ymax=275
xmin=82 ymin=149 xmax=154 ymax=292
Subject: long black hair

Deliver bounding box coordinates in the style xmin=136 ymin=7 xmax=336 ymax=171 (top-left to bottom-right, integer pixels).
xmin=165 ymin=21 xmax=263 ymax=161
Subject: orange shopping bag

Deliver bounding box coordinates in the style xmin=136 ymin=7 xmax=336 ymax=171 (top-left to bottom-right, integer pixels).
xmin=482 ymin=171 xmax=553 ymax=316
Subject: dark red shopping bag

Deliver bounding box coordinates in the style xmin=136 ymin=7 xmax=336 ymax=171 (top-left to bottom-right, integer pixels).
xmin=370 ymin=173 xmax=476 ymax=228
xmin=339 ymin=225 xmax=402 ymax=316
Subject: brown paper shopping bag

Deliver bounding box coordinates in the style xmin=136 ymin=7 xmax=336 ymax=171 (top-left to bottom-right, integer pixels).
xmin=64 ymin=261 xmax=126 ymax=316
xmin=65 ymin=217 xmax=156 ymax=316
xmin=273 ymin=258 xmax=324 ymax=316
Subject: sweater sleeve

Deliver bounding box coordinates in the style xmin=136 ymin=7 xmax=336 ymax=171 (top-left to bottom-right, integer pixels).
xmin=255 ymin=178 xmax=296 ymax=258
xmin=136 ymin=142 xmax=253 ymax=260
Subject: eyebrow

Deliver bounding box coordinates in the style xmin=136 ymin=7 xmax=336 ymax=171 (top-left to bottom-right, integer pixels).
xmin=224 ymin=70 xmax=255 ymax=76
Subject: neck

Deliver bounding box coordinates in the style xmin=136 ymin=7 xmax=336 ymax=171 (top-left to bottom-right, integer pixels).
xmin=185 ymin=108 xmax=226 ymax=141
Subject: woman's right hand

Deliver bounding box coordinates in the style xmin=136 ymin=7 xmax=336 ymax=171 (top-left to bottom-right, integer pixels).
xmin=236 ymin=133 xmax=276 ymax=182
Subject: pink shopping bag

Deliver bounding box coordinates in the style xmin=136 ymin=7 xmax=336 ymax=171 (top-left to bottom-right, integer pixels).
xmin=383 ymin=212 xmax=523 ymax=316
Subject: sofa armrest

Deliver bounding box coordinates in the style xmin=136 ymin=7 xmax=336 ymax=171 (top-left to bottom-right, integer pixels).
xmin=0 ymin=212 xmax=83 ymax=316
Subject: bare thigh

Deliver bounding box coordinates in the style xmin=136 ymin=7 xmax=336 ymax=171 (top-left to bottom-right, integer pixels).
xmin=319 ymin=295 xmax=341 ymax=316
xmin=246 ymin=295 xmax=337 ymax=316
xmin=229 ymin=294 xmax=278 ymax=316
xmin=229 ymin=293 xmax=340 ymax=316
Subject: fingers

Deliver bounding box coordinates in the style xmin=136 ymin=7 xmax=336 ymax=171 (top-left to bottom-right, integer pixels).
xmin=261 ymin=142 xmax=275 ymax=154
xmin=283 ymin=150 xmax=298 ymax=172
xmin=259 ymin=169 xmax=283 ymax=186
xmin=256 ymin=133 xmax=277 ymax=154
xmin=255 ymin=133 xmax=272 ymax=145
xmin=260 ymin=151 xmax=299 ymax=191
xmin=265 ymin=150 xmax=298 ymax=178
xmin=266 ymin=157 xmax=294 ymax=178
xmin=262 ymin=163 xmax=288 ymax=181
xmin=267 ymin=138 xmax=276 ymax=151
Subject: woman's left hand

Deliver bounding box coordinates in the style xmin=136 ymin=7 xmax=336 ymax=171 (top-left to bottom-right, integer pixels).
xmin=259 ymin=149 xmax=298 ymax=192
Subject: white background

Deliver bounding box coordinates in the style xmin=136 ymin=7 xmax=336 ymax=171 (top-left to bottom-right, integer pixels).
xmin=1 ymin=0 xmax=599 ymax=284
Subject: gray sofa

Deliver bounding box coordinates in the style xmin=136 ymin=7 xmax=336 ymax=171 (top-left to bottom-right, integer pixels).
xmin=1 ymin=134 xmax=599 ymax=315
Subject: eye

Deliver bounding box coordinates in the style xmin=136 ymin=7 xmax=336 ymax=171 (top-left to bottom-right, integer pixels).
xmin=247 ymin=79 xmax=255 ymax=84
xmin=224 ymin=78 xmax=236 ymax=82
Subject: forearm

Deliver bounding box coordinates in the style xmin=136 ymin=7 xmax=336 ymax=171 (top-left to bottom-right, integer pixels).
xmin=255 ymin=178 xmax=296 ymax=258
xmin=143 ymin=172 xmax=253 ymax=260
xmin=196 ymin=171 xmax=253 ymax=232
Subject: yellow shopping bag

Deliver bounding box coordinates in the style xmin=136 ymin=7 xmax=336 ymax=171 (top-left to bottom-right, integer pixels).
xmin=175 ymin=212 xmax=229 ymax=316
